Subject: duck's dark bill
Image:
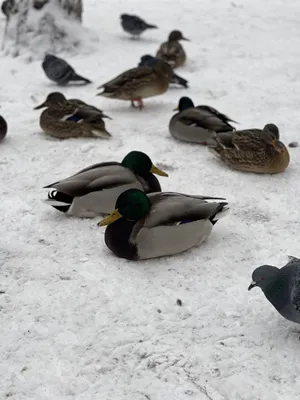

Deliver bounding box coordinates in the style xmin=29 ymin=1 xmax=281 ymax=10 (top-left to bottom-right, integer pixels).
xmin=98 ymin=209 xmax=121 ymax=226
xmin=34 ymin=102 xmax=46 ymax=110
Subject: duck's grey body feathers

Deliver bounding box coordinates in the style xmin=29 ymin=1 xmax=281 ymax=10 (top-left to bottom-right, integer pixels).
xmin=129 ymin=192 xmax=229 ymax=259
xmin=44 ymin=163 xmax=161 ymax=217
xmin=169 ymin=107 xmax=235 ymax=144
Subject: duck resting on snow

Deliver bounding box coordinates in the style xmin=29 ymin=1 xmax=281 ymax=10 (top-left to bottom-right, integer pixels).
xmin=34 ymin=92 xmax=111 ymax=139
xmin=169 ymin=97 xmax=237 ymax=144
xmin=207 ymin=123 xmax=290 ymax=174
xmin=44 ymin=151 xmax=168 ymax=217
xmin=98 ymin=188 xmax=229 ymax=260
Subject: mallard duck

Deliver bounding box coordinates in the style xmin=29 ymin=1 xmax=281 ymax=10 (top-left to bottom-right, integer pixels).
xmin=44 ymin=151 xmax=168 ymax=217
xmin=156 ymin=30 xmax=189 ymax=69
xmin=138 ymin=55 xmax=189 ymax=88
xmin=0 ymin=115 xmax=7 ymax=140
xmin=207 ymin=123 xmax=290 ymax=173
xmin=120 ymin=14 xmax=158 ymax=38
xmin=97 ymin=59 xmax=172 ymax=109
xmin=169 ymin=97 xmax=236 ymax=144
xmin=98 ymin=189 xmax=229 ymax=260
xmin=34 ymin=92 xmax=111 ymax=139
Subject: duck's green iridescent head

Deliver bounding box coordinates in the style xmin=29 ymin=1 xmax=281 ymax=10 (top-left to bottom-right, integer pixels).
xmin=173 ymin=97 xmax=195 ymax=112
xmin=98 ymin=189 xmax=151 ymax=226
xmin=121 ymin=151 xmax=168 ymax=176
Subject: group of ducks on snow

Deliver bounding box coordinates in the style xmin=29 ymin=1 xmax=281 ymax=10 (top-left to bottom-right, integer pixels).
xmin=2 ymin=13 xmax=299 ymax=326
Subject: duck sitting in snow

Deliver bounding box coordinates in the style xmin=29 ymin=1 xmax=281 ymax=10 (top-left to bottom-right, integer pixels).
xmin=44 ymin=151 xmax=168 ymax=217
xmin=169 ymin=97 xmax=237 ymax=144
xmin=0 ymin=115 xmax=7 ymax=140
xmin=207 ymin=123 xmax=290 ymax=174
xmin=98 ymin=189 xmax=229 ymax=260
xmin=97 ymin=59 xmax=172 ymax=109
xmin=34 ymin=92 xmax=111 ymax=139
xmin=156 ymin=30 xmax=190 ymax=69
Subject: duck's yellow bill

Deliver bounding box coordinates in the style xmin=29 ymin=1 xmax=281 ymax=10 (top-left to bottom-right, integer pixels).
xmin=173 ymin=106 xmax=179 ymax=111
xmin=151 ymin=165 xmax=169 ymax=177
xmin=98 ymin=209 xmax=121 ymax=226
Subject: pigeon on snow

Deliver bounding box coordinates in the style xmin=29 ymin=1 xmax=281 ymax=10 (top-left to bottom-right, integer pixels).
xmin=138 ymin=55 xmax=189 ymax=88
xmin=0 ymin=115 xmax=7 ymax=140
xmin=42 ymin=54 xmax=92 ymax=86
xmin=248 ymin=256 xmax=300 ymax=324
xmin=120 ymin=14 xmax=157 ymax=38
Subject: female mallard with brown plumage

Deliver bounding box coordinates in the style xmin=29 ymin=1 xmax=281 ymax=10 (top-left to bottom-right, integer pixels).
xmin=156 ymin=30 xmax=190 ymax=68
xmin=207 ymin=123 xmax=290 ymax=174
xmin=98 ymin=188 xmax=229 ymax=260
xmin=34 ymin=92 xmax=111 ymax=139
xmin=97 ymin=59 xmax=172 ymax=109
xmin=169 ymin=96 xmax=237 ymax=144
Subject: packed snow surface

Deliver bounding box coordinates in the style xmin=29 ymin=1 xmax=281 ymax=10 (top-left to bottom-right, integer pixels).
xmin=1 ymin=0 xmax=300 ymax=399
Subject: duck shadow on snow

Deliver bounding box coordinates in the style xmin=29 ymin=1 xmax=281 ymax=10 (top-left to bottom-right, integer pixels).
xmin=115 ymin=34 xmax=160 ymax=45
xmin=104 ymin=102 xmax=170 ymax=113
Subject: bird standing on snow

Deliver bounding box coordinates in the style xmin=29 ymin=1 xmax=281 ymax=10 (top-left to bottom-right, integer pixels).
xmin=0 ymin=115 xmax=7 ymax=140
xmin=97 ymin=59 xmax=172 ymax=109
xmin=156 ymin=30 xmax=190 ymax=68
xmin=248 ymin=257 xmax=300 ymax=324
xmin=138 ymin=55 xmax=189 ymax=88
xmin=42 ymin=54 xmax=92 ymax=86
xmin=120 ymin=14 xmax=158 ymax=38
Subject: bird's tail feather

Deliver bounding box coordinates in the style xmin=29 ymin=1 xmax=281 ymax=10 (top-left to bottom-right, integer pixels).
xmin=210 ymin=202 xmax=229 ymax=224
xmin=71 ymin=73 xmax=92 ymax=84
xmin=145 ymin=23 xmax=158 ymax=29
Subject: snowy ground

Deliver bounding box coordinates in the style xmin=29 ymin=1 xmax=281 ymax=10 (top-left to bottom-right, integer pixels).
xmin=1 ymin=0 xmax=300 ymax=399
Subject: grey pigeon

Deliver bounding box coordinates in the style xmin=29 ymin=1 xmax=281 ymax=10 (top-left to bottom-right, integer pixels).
xmin=42 ymin=54 xmax=92 ymax=86
xmin=0 ymin=115 xmax=7 ymax=140
xmin=248 ymin=256 xmax=300 ymax=324
xmin=138 ymin=55 xmax=189 ymax=88
xmin=120 ymin=14 xmax=157 ymax=38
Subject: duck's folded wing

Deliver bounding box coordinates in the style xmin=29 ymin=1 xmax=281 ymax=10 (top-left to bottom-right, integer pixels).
xmin=181 ymin=108 xmax=234 ymax=132
xmin=44 ymin=164 xmax=137 ymax=197
xmin=144 ymin=192 xmax=227 ymax=228
xmin=197 ymin=105 xmax=237 ymax=125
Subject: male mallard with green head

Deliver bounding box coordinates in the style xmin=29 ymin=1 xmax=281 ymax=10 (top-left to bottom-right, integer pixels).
xmin=44 ymin=151 xmax=168 ymax=217
xmin=169 ymin=96 xmax=237 ymax=144
xmin=98 ymin=189 xmax=229 ymax=260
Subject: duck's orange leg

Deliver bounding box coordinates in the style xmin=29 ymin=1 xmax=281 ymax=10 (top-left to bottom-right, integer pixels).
xmin=131 ymin=98 xmax=144 ymax=110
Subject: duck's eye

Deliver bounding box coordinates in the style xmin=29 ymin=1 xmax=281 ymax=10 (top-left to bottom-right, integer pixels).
xmin=260 ymin=276 xmax=264 ymax=280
